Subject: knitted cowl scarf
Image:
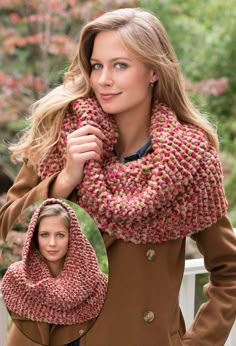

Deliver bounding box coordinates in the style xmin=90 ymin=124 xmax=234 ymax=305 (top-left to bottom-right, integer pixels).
xmin=1 ymin=198 xmax=108 ymax=325
xmin=38 ymin=97 xmax=228 ymax=244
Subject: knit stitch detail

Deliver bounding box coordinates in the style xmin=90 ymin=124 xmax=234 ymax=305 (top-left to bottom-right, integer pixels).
xmin=38 ymin=97 xmax=228 ymax=244
xmin=2 ymin=198 xmax=108 ymax=325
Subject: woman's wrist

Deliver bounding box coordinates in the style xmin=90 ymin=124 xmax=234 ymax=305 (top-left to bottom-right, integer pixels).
xmin=49 ymin=170 xmax=79 ymax=198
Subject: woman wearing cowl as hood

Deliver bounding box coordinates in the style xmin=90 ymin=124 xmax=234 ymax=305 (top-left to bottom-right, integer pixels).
xmin=1 ymin=198 xmax=108 ymax=346
xmin=0 ymin=7 xmax=236 ymax=346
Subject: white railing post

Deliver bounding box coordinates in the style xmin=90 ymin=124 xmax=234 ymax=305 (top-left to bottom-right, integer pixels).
xmin=179 ymin=258 xmax=206 ymax=328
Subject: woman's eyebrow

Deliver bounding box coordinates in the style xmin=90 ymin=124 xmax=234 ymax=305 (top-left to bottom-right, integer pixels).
xmin=90 ymin=57 xmax=132 ymax=62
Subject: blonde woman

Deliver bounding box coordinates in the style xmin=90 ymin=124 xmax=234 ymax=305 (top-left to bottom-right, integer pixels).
xmin=0 ymin=7 xmax=236 ymax=346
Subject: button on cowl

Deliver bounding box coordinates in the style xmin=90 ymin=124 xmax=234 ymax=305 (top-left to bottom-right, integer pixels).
xmin=79 ymin=329 xmax=85 ymax=336
xmin=143 ymin=310 xmax=155 ymax=322
xmin=146 ymin=249 xmax=156 ymax=261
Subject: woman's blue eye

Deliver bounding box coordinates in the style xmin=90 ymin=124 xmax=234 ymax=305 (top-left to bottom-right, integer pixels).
xmin=91 ymin=63 xmax=102 ymax=70
xmin=40 ymin=233 xmax=48 ymax=238
xmin=115 ymin=63 xmax=127 ymax=69
xmin=56 ymin=233 xmax=65 ymax=238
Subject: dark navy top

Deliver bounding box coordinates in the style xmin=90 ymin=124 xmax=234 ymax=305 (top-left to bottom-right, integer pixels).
xmin=114 ymin=138 xmax=152 ymax=163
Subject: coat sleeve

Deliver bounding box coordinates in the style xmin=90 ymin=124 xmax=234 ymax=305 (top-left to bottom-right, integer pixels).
xmin=0 ymin=162 xmax=60 ymax=241
xmin=183 ymin=216 xmax=236 ymax=346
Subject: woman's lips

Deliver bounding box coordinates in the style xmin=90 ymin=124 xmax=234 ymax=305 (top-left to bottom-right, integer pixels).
xmin=100 ymin=93 xmax=120 ymax=100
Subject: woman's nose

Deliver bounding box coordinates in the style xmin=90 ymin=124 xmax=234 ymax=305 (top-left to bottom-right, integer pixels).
xmin=98 ymin=68 xmax=113 ymax=86
xmin=48 ymin=237 xmax=56 ymax=246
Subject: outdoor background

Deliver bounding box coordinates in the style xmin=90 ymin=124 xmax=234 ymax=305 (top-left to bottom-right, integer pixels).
xmin=0 ymin=0 xmax=236 ymax=311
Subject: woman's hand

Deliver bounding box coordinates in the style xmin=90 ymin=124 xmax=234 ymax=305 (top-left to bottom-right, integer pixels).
xmin=50 ymin=125 xmax=105 ymax=198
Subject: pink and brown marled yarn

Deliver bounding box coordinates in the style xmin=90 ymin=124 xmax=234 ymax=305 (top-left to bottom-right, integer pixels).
xmin=38 ymin=97 xmax=228 ymax=244
xmin=1 ymin=198 xmax=108 ymax=325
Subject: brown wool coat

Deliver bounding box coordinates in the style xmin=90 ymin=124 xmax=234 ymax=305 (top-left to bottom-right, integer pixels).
xmin=0 ymin=162 xmax=236 ymax=346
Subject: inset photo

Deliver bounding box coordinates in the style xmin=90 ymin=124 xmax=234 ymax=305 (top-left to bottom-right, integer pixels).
xmin=0 ymin=198 xmax=108 ymax=346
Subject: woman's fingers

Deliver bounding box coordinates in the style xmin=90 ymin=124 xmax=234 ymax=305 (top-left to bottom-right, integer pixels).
xmin=68 ymin=134 xmax=103 ymax=156
xmin=63 ymin=125 xmax=105 ymax=187
xmin=50 ymin=126 xmax=105 ymax=197
xmin=67 ymin=125 xmax=104 ymax=155
xmin=68 ymin=124 xmax=105 ymax=141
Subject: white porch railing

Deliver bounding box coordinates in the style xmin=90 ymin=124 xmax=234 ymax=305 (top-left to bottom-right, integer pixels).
xmin=180 ymin=257 xmax=236 ymax=346
xmin=0 ymin=229 xmax=235 ymax=346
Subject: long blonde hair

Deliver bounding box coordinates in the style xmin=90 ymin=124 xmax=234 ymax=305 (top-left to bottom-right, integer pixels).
xmin=10 ymin=7 xmax=219 ymax=168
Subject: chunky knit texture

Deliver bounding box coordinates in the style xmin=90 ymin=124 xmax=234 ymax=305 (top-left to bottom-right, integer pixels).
xmin=1 ymin=198 xmax=108 ymax=325
xmin=38 ymin=97 xmax=228 ymax=244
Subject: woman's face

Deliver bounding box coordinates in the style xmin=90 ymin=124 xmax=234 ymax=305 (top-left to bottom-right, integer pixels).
xmin=89 ymin=30 xmax=157 ymax=118
xmin=38 ymin=215 xmax=69 ymax=273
